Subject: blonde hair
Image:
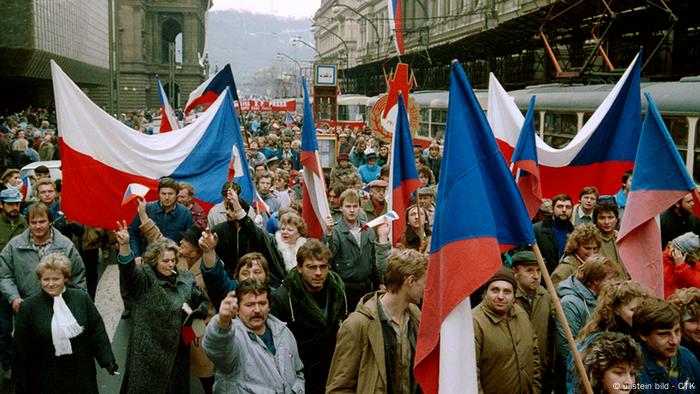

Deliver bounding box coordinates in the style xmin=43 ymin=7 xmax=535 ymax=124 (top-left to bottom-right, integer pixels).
xmin=578 ymin=280 xmax=649 ymax=340
xmin=575 ymin=254 xmax=618 ymax=287
xmin=384 ymin=249 xmax=428 ymax=293
xmin=668 ymin=287 xmax=700 ymax=322
xmin=36 ymin=253 xmax=71 ymax=279
xmin=279 ymin=212 xmax=307 ymax=237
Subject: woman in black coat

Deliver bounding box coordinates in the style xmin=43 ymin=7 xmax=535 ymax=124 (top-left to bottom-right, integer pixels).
xmin=115 ymin=221 xmax=207 ymax=394
xmin=14 ymin=253 xmax=117 ymax=393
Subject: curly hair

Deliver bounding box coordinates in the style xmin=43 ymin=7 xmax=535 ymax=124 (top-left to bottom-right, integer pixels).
xmin=578 ymin=280 xmax=649 ymax=340
xmin=142 ymin=238 xmax=179 ymax=268
xmin=35 ymin=253 xmax=71 ymax=280
xmin=668 ymin=287 xmax=700 ymax=323
xmin=564 ymin=224 xmax=602 ymax=255
xmin=573 ymin=332 xmax=643 ymax=394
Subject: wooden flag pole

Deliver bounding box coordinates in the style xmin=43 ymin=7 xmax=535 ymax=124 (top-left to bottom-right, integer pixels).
xmin=531 ymin=243 xmax=593 ymax=394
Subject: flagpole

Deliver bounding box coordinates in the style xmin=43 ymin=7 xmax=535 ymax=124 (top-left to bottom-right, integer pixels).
xmin=531 ymin=243 xmax=593 ymax=394
xmin=234 ymin=99 xmax=250 ymax=147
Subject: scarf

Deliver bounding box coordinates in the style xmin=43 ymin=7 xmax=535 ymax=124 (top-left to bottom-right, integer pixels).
xmin=51 ymin=290 xmax=84 ymax=356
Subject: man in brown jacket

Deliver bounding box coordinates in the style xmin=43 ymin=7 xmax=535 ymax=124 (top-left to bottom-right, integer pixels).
xmin=326 ymin=249 xmax=426 ymax=394
xmin=473 ymin=266 xmax=542 ymax=394
xmin=512 ymin=250 xmax=554 ymax=394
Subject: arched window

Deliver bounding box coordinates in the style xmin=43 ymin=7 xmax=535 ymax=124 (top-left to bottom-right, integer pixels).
xmin=161 ymin=19 xmax=183 ymax=64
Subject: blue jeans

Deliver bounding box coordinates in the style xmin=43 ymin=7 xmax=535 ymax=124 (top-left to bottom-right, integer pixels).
xmin=0 ymin=293 xmax=12 ymax=369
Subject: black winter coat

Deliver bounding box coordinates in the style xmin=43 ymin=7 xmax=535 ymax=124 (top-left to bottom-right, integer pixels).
xmin=14 ymin=288 xmax=115 ymax=394
xmin=118 ymin=257 xmax=207 ymax=394
xmin=534 ymin=217 xmax=573 ymax=274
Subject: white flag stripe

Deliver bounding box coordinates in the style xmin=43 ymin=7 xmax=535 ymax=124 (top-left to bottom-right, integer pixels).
xmin=439 ymin=298 xmax=479 ymax=394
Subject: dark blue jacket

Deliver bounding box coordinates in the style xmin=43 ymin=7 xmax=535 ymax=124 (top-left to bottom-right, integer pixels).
xmin=637 ymin=344 xmax=700 ymax=394
xmin=128 ymin=202 xmax=193 ymax=256
xmin=200 ymin=257 xmax=237 ymax=312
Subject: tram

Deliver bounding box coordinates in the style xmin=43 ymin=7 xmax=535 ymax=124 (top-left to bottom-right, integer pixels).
xmin=408 ymin=77 xmax=700 ymax=180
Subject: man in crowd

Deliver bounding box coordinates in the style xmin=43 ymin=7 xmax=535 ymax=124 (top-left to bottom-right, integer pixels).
xmin=177 ymin=181 xmax=207 ymax=230
xmin=325 ymin=189 xmax=390 ymax=309
xmin=329 ymin=153 xmax=358 ymax=188
xmin=0 ymin=188 xmax=28 ymax=381
xmin=511 ymin=250 xmax=554 ymax=394
xmin=634 ymin=297 xmax=700 ymax=391
xmin=660 ymin=193 xmax=700 ymax=248
xmin=417 ymin=187 xmax=436 ymax=231
xmin=326 ymin=249 xmax=426 ymax=394
xmin=203 ymin=279 xmax=305 ymax=393
xmin=594 ymin=200 xmax=630 ymax=279
xmin=271 ymin=239 xmax=347 ymax=394
xmin=278 ymin=138 xmax=300 ymax=170
xmin=571 ymin=186 xmax=598 ymax=225
xmin=0 ymin=202 xmax=86 ymax=313
xmin=207 ymin=181 xmax=237 ymax=229
xmin=534 ymin=193 xmax=574 ymax=274
xmin=256 ymin=170 xmax=281 ymax=216
xmin=128 ymin=177 xmax=193 ymax=260
xmin=425 ymin=140 xmax=442 ymax=180
xmin=473 ymin=266 xmax=541 ymax=394
xmin=615 ymin=170 xmax=632 ymax=216
xmin=362 ymin=179 xmax=388 ymax=222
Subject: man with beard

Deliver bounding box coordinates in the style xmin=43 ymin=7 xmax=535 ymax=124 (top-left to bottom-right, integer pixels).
xmin=0 ymin=189 xmax=28 ymax=381
xmin=362 ymin=179 xmax=388 ymax=222
xmin=534 ymin=194 xmax=574 ymax=274
xmin=661 ymin=192 xmax=700 ymax=248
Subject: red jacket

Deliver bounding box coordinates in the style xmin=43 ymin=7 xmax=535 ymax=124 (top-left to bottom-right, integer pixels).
xmin=663 ymin=247 xmax=700 ymax=299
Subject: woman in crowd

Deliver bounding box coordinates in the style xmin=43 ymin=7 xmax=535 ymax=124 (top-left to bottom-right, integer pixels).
xmin=280 ymin=158 xmax=299 ymax=187
xmin=551 ymin=224 xmax=603 ymax=288
xmin=349 ymin=137 xmax=367 ymax=167
xmin=115 ymin=221 xmax=207 ymax=394
xmin=663 ymin=232 xmax=700 ymax=299
xmin=668 ymin=287 xmax=700 ymax=360
xmin=397 ymin=204 xmax=431 ymax=254
xmin=273 ymin=212 xmax=308 ymax=272
xmin=567 ymin=280 xmax=648 ymax=391
xmin=273 ymin=169 xmax=293 ymax=209
xmin=14 ymin=253 xmax=117 ymax=393
xmin=572 ymin=331 xmax=643 ymax=394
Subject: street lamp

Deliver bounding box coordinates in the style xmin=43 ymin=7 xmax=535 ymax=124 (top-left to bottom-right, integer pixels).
xmin=277 ymin=52 xmax=303 ymax=97
xmin=292 ymin=37 xmax=323 ymax=61
xmin=312 ymin=24 xmax=350 ymax=91
xmin=332 ymin=3 xmax=380 ymax=61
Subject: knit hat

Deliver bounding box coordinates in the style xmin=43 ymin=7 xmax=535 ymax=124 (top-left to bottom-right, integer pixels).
xmin=510 ymin=250 xmax=538 ymax=267
xmin=180 ymin=226 xmax=203 ymax=247
xmin=671 ymin=232 xmax=700 ymax=256
xmin=337 ymin=152 xmax=349 ymax=161
xmin=485 ymin=266 xmax=517 ymax=290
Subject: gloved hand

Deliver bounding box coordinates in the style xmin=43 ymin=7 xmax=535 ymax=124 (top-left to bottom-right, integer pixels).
xmin=105 ymin=361 xmax=119 ymax=375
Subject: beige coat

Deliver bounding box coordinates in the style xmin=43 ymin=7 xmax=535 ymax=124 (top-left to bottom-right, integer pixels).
xmin=473 ymin=302 xmax=542 ymax=394
xmin=326 ymin=291 xmax=421 ymax=394
xmin=550 ymin=254 xmax=581 ymax=289
xmin=140 ymin=219 xmax=214 ymax=378
xmin=515 ymin=286 xmax=554 ymax=373
xmin=599 ymin=231 xmax=630 ymax=279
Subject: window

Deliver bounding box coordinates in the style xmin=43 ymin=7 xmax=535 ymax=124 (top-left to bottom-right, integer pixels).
xmin=543 ymin=112 xmax=578 ymax=148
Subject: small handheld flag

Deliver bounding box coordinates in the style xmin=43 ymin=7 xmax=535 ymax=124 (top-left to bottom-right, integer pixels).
xmin=122 ymin=183 xmax=150 ymax=206
xmin=360 ymin=210 xmax=399 ymax=232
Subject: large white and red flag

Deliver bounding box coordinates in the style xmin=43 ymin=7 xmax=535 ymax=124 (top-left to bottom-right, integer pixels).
xmin=51 ymin=60 xmax=237 ymax=229
xmin=487 ymin=52 xmax=642 ymax=199
xmin=300 ymin=77 xmax=330 ymax=239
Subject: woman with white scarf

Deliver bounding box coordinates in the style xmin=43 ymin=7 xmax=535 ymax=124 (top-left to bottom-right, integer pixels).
xmin=274 ymin=212 xmax=308 ymax=272
xmin=13 ymin=253 xmax=117 ymax=393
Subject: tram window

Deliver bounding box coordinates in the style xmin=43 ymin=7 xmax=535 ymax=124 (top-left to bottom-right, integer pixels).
xmin=661 ymin=116 xmax=689 ymax=150
xmin=318 ymin=97 xmax=332 ymax=120
xmin=543 ymin=112 xmax=577 ymax=141
xmin=583 ymin=112 xmax=593 ymax=124
xmin=431 ymin=109 xmax=447 ymax=139
xmin=418 ymin=109 xmax=430 ymax=138
xmin=544 ymin=135 xmax=572 ymax=149
xmin=338 ymin=105 xmax=364 ymax=122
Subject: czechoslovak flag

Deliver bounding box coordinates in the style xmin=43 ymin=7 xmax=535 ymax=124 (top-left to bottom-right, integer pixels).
xmin=185 ymin=64 xmax=240 ymax=115
xmin=414 ymin=60 xmax=535 ymax=394
xmin=617 ymin=92 xmax=696 ymax=298
xmin=51 ymin=60 xmax=237 ymax=229
xmin=300 ymin=76 xmax=330 ymax=239
xmin=156 ymin=75 xmax=181 ymax=133
xmin=510 ymin=96 xmax=542 ymax=219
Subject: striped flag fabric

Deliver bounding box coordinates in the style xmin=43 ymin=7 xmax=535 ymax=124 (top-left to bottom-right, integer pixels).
xmin=414 ymin=60 xmax=535 ymax=394
xmin=300 ymin=76 xmax=331 ymax=239
xmin=387 ymin=0 xmax=405 ymax=55
xmin=488 ymin=52 xmax=642 ymax=198
xmin=617 ymin=92 xmax=696 ymax=298
xmin=511 ymin=96 xmax=542 ymax=218
xmin=388 ymin=93 xmax=420 ymax=244
xmin=185 ymin=64 xmax=240 ymax=115
xmin=156 ymin=75 xmax=181 ymax=133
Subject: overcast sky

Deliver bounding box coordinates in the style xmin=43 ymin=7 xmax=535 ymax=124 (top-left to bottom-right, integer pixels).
xmin=211 ymin=0 xmax=322 ymax=19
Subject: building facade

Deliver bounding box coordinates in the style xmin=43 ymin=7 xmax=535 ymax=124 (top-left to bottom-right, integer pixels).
xmin=313 ymin=0 xmax=700 ymax=96
xmin=0 ymin=0 xmax=110 ymax=112
xmin=117 ymin=0 xmax=210 ymax=111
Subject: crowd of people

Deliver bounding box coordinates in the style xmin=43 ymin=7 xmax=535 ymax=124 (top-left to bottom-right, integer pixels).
xmin=0 ymin=106 xmax=699 ymax=394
